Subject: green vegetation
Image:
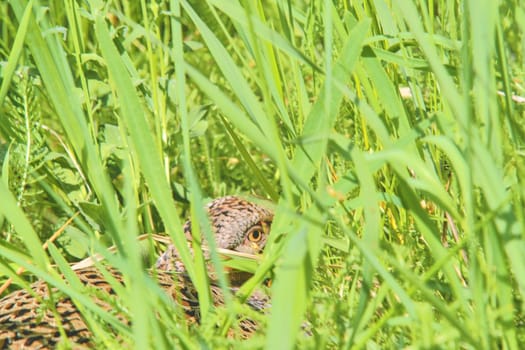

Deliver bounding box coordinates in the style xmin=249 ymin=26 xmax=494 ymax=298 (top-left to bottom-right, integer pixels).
xmin=1 ymin=0 xmax=524 ymax=348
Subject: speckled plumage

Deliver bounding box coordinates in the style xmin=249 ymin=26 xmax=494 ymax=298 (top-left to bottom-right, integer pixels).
xmin=0 ymin=196 xmax=273 ymax=349
xmin=156 ymin=196 xmax=273 ymax=273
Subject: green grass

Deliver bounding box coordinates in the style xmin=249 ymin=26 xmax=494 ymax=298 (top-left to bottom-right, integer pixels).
xmin=1 ymin=0 xmax=524 ymax=348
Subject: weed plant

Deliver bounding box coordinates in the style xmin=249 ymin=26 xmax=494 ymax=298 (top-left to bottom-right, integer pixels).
xmin=0 ymin=0 xmax=524 ymax=349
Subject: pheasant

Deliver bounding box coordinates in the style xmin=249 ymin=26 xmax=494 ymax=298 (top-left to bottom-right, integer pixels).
xmin=0 ymin=196 xmax=273 ymax=349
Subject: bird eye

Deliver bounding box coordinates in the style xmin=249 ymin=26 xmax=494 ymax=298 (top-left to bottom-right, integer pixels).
xmin=247 ymin=228 xmax=263 ymax=242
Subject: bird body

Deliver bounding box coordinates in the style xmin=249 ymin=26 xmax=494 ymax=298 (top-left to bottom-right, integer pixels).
xmin=0 ymin=196 xmax=273 ymax=349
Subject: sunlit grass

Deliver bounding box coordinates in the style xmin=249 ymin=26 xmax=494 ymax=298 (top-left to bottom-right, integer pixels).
xmin=0 ymin=0 xmax=524 ymax=349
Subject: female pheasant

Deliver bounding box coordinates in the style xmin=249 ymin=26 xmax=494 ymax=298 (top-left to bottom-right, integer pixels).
xmin=0 ymin=196 xmax=273 ymax=349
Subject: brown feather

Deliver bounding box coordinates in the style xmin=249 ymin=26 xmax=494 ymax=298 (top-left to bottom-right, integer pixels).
xmin=0 ymin=196 xmax=273 ymax=349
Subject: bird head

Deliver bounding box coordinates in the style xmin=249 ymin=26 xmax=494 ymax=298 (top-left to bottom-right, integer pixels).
xmin=156 ymin=196 xmax=273 ymax=272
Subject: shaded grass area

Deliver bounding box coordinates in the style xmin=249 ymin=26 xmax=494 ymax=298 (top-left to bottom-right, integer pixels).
xmin=0 ymin=0 xmax=524 ymax=348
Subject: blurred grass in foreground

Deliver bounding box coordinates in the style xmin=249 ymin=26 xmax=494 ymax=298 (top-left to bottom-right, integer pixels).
xmin=0 ymin=0 xmax=524 ymax=348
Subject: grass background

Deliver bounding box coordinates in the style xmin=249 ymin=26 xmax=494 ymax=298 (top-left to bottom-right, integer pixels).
xmin=1 ymin=0 xmax=524 ymax=349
